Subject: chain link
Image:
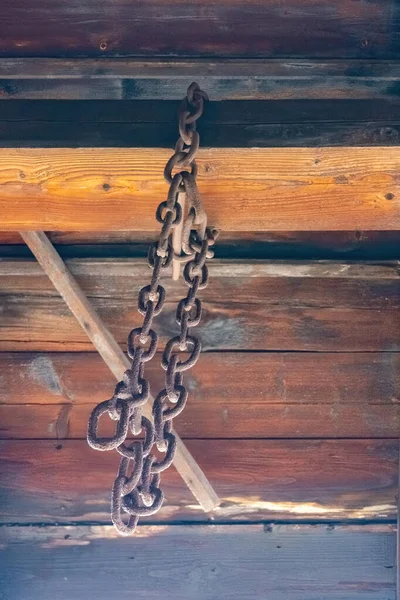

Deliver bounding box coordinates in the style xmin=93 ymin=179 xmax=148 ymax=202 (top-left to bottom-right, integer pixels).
xmin=87 ymin=82 xmax=219 ymax=535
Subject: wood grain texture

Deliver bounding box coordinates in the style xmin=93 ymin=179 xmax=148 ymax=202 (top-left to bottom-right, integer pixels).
xmin=0 ymin=1 xmax=396 ymax=58
xmin=0 ymin=525 xmax=396 ymax=600
xmin=1 ymin=59 xmax=400 ymax=100
xmin=1 ymin=148 xmax=399 ymax=231
xmin=0 ymin=352 xmax=398 ymax=439
xmin=0 ymin=98 xmax=400 ymax=148
xmin=1 ymin=99 xmax=400 ymax=148
xmin=0 ymin=259 xmax=398 ymax=352
xmin=0 ymin=439 xmax=398 ymax=523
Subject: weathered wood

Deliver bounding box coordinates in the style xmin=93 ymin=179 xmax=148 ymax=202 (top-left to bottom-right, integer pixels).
xmin=0 ymin=439 xmax=397 ymax=523
xmin=3 ymin=400 xmax=398 ymax=441
xmin=4 ymin=99 xmax=400 ymax=124
xmin=1 ymin=231 xmax=400 ymax=261
xmin=0 ymin=99 xmax=399 ymax=147
xmin=20 ymin=231 xmax=220 ymax=514
xmin=2 ymin=118 xmax=400 ymax=147
xmin=0 ymin=352 xmax=398 ymax=439
xmin=0 ymin=258 xmax=398 ymax=351
xmin=2 ymin=231 xmax=400 ymax=263
xmin=1 ymin=59 xmax=400 ymax=100
xmin=0 ymin=524 xmax=396 ymax=600
xmin=0 ymin=1 xmax=396 ymax=58
xmin=2 ymin=148 xmax=400 ymax=231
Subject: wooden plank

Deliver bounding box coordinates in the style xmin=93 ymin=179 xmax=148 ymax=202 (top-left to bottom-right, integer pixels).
xmin=1 ymin=98 xmax=399 ymax=148
xmin=0 ymin=439 xmax=398 ymax=523
xmin=4 ymin=99 xmax=400 ymax=125
xmin=20 ymin=231 xmax=219 ymax=515
xmin=1 ymin=59 xmax=400 ymax=100
xmin=0 ymin=258 xmax=398 ymax=352
xmin=0 ymin=352 xmax=398 ymax=439
xmin=2 ymin=118 xmax=400 ymax=148
xmin=0 ymin=1 xmax=396 ymax=58
xmin=2 ymin=98 xmax=400 ymax=149
xmin=2 ymin=399 xmax=398 ymax=441
xmin=1 ymin=231 xmax=400 ymax=261
xmin=1 ymin=148 xmax=399 ymax=231
xmin=0 ymin=524 xmax=396 ymax=600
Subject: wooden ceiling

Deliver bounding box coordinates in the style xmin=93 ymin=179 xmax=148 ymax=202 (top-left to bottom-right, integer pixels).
xmin=0 ymin=1 xmax=399 ymax=598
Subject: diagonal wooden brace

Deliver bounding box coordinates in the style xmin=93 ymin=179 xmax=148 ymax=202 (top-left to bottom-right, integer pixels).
xmin=21 ymin=230 xmax=220 ymax=514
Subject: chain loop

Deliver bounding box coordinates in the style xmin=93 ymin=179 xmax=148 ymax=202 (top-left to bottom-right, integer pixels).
xmin=87 ymin=82 xmax=216 ymax=534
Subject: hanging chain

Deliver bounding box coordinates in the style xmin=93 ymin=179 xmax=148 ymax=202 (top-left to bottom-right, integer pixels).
xmin=87 ymin=82 xmax=218 ymax=535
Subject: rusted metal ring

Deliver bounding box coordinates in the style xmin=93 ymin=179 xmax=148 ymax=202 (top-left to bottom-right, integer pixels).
xmin=122 ymin=486 xmax=164 ymax=516
xmin=183 ymin=261 xmax=209 ymax=290
xmin=148 ymin=241 xmax=174 ymax=270
xmin=127 ymin=327 xmax=158 ymax=362
xmin=164 ymin=157 xmax=198 ymax=185
xmin=138 ymin=284 xmax=165 ymax=317
xmin=87 ymin=399 xmax=130 ymax=451
xmin=161 ymin=335 xmax=201 ymax=372
xmin=151 ymin=432 xmax=177 ymax=473
xmin=111 ymin=476 xmax=139 ymax=536
xmin=156 ymin=200 xmax=182 ymax=226
xmin=176 ymin=297 xmax=202 ymax=327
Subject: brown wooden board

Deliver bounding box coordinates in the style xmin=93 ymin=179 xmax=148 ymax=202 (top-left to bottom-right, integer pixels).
xmin=0 ymin=352 xmax=398 ymax=439
xmin=1 ymin=148 xmax=399 ymax=231
xmin=0 ymin=439 xmax=397 ymax=523
xmin=0 ymin=259 xmax=398 ymax=352
xmin=0 ymin=1 xmax=397 ymax=58
xmin=1 ymin=59 xmax=400 ymax=100
xmin=0 ymin=524 xmax=396 ymax=600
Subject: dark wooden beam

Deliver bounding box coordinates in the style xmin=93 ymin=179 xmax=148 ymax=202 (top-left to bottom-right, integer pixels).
xmin=0 ymin=525 xmax=396 ymax=600
xmin=1 ymin=231 xmax=400 ymax=261
xmin=0 ymin=1 xmax=397 ymax=58
xmin=0 ymin=59 xmax=399 ymax=100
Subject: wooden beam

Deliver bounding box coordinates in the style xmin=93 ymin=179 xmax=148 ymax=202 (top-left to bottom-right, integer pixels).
xmin=0 ymin=257 xmax=398 ymax=352
xmin=1 ymin=231 xmax=400 ymax=261
xmin=1 ymin=98 xmax=399 ymax=147
xmin=20 ymin=231 xmax=220 ymax=514
xmin=0 ymin=1 xmax=396 ymax=58
xmin=2 ymin=148 xmax=400 ymax=231
xmin=0 ymin=352 xmax=398 ymax=439
xmin=0 ymin=59 xmax=399 ymax=100
xmin=0 ymin=524 xmax=396 ymax=600
xmin=0 ymin=439 xmax=398 ymax=523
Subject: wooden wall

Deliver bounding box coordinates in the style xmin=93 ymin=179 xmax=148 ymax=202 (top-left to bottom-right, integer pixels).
xmin=0 ymin=0 xmax=399 ymax=596
xmin=0 ymin=228 xmax=398 ymax=598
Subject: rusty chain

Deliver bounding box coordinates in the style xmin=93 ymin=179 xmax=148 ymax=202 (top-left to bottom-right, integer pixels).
xmin=87 ymin=82 xmax=219 ymax=535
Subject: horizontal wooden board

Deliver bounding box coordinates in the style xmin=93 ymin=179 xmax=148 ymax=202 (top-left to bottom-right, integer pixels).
xmin=2 ymin=231 xmax=400 ymax=261
xmin=1 ymin=99 xmax=400 ymax=147
xmin=0 ymin=1 xmax=396 ymax=58
xmin=1 ymin=148 xmax=399 ymax=231
xmin=0 ymin=439 xmax=397 ymax=523
xmin=0 ymin=352 xmax=398 ymax=439
xmin=1 ymin=59 xmax=400 ymax=100
xmin=2 ymin=118 xmax=400 ymax=148
xmin=0 ymin=524 xmax=396 ymax=600
xmin=0 ymin=259 xmax=398 ymax=352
